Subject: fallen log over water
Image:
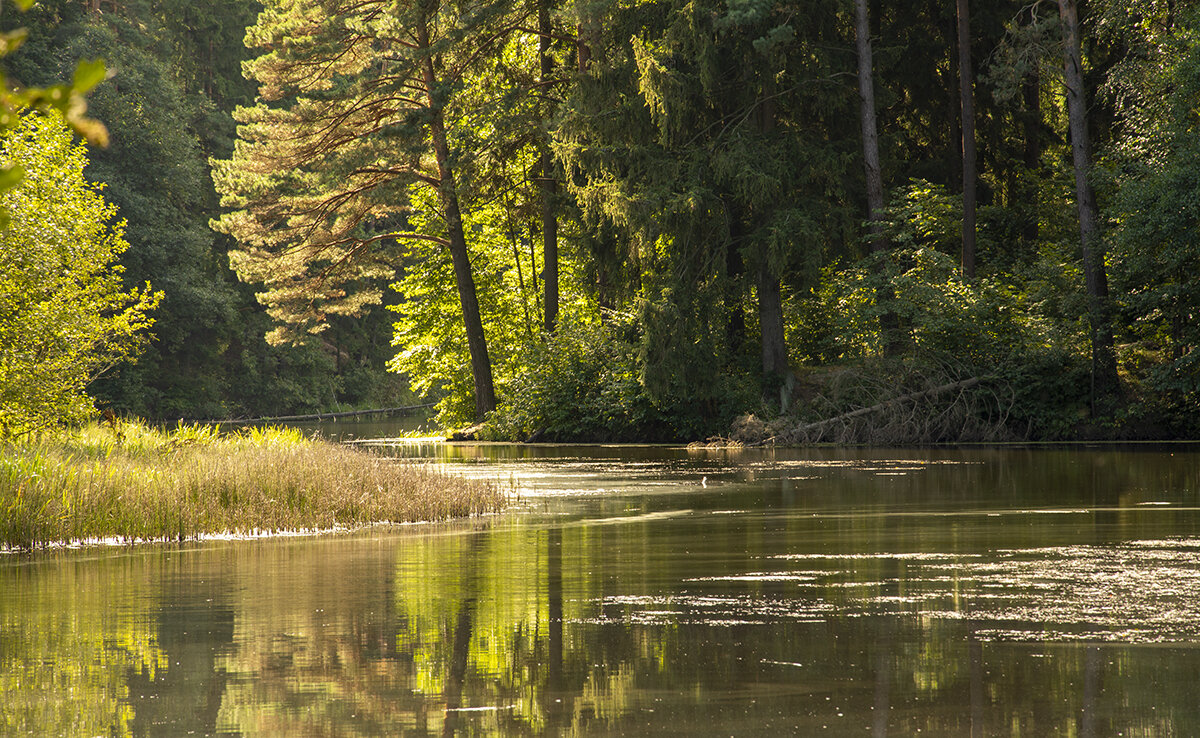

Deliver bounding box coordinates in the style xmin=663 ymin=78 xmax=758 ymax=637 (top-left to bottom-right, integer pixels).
xmin=756 ymin=376 xmax=988 ymax=446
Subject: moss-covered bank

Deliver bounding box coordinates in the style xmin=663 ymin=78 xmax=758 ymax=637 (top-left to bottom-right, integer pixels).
xmin=1 ymin=422 xmax=504 ymax=550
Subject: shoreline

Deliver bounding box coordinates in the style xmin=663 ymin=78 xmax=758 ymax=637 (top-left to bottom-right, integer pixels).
xmin=0 ymin=422 xmax=505 ymax=551
xmin=0 ymin=515 xmax=497 ymax=555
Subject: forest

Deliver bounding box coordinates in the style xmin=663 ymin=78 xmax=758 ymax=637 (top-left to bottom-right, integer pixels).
xmin=3 ymin=0 xmax=1199 ymax=443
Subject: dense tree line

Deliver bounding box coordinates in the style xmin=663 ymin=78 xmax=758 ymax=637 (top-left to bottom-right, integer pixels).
xmin=4 ymin=0 xmax=405 ymax=421
xmin=6 ymin=0 xmax=1200 ymax=440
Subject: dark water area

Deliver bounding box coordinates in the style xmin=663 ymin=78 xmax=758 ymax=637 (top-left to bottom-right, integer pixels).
xmin=4 ymin=439 xmax=1200 ymax=735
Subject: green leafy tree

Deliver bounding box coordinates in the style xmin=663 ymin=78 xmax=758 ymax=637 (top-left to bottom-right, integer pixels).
xmin=62 ymin=16 xmax=240 ymax=417
xmin=0 ymin=112 xmax=160 ymax=437
xmin=10 ymin=2 xmax=380 ymax=420
xmin=1109 ymin=6 xmax=1200 ymax=427
xmin=0 ymin=0 xmax=107 ymax=192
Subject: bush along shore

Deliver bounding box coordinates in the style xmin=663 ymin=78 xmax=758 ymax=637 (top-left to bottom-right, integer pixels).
xmin=0 ymin=422 xmax=504 ymax=551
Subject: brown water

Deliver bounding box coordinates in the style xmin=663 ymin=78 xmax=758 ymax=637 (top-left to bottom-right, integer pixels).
xmin=3 ymin=443 xmax=1200 ymax=735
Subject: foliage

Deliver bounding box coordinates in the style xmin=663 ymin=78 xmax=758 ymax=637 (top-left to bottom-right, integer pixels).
xmin=0 ymin=112 xmax=160 ymax=438
xmin=0 ymin=0 xmax=107 ymax=194
xmin=6 ymin=1 xmax=402 ymax=421
xmin=62 ymin=17 xmax=240 ymax=418
xmin=1107 ymin=8 xmax=1200 ymax=433
xmin=210 ymin=0 xmax=509 ymax=337
xmin=481 ymin=318 xmax=656 ymax=441
xmin=556 ymin=0 xmax=849 ymax=383
xmin=387 ymin=179 xmax=572 ymax=427
xmin=212 ymin=0 xmax=546 ymax=419
xmin=6 ymin=0 xmax=1200 ymax=439
xmin=481 ymin=317 xmax=755 ymax=442
xmin=789 ymin=243 xmax=1091 ymax=439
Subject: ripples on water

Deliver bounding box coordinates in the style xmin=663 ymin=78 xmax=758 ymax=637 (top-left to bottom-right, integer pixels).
xmin=589 ymin=540 xmax=1200 ymax=643
xmin=404 ymin=446 xmax=1200 ymax=646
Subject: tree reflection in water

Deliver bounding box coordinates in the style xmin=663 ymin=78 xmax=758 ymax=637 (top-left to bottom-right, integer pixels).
xmin=4 ymin=446 xmax=1200 ymax=735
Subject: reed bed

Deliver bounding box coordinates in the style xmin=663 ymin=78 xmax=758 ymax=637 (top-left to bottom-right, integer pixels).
xmin=0 ymin=422 xmax=505 ymax=550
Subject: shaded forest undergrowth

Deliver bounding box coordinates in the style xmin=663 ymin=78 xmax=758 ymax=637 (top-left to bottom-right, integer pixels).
xmin=473 ymin=246 xmax=1198 ymax=446
xmin=479 ymin=350 xmax=1190 ymax=447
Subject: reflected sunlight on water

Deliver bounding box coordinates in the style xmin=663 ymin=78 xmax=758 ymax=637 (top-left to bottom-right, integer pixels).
xmin=6 ymin=442 xmax=1200 ymax=736
xmin=652 ymin=538 xmax=1200 ymax=642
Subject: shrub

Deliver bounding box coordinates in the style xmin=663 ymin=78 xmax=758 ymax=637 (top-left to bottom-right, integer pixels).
xmin=483 ymin=317 xmax=754 ymax=442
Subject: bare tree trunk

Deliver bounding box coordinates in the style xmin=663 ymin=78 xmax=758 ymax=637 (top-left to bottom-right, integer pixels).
xmin=752 ymin=76 xmax=791 ymax=386
xmin=757 ymin=255 xmax=789 ymax=378
xmin=417 ymin=14 xmax=497 ymax=420
xmin=855 ymin=0 xmax=904 ymax=356
xmin=1058 ymin=0 xmax=1119 ymax=408
xmin=856 ymin=0 xmax=886 ymax=236
xmin=539 ymin=0 xmax=559 ymax=333
xmin=957 ymin=0 xmax=977 ymax=279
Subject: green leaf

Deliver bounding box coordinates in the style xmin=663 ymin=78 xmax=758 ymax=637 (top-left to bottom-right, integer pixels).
xmin=72 ymin=59 xmax=107 ymax=94
xmin=0 ymin=163 xmax=25 ymax=193
xmin=0 ymin=29 xmax=28 ymax=56
xmin=12 ymin=0 xmax=34 ymax=10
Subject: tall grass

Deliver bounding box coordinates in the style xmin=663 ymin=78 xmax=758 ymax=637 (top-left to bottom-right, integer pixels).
xmin=1 ymin=422 xmax=505 ymax=550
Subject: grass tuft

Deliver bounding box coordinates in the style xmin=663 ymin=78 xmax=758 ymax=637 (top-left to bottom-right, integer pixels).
xmin=1 ymin=422 xmax=505 ymax=550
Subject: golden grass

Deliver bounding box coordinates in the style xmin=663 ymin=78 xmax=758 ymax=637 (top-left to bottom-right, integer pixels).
xmin=1 ymin=422 xmax=505 ymax=550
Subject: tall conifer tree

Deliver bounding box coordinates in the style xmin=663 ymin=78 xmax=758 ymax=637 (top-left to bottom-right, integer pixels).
xmin=214 ymin=0 xmax=528 ymax=420
xmin=559 ymin=0 xmax=847 ymax=396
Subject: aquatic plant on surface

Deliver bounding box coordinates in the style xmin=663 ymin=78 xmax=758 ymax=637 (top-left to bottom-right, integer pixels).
xmin=0 ymin=422 xmax=504 ymax=550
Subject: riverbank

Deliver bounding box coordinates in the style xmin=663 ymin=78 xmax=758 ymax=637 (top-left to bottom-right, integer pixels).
xmin=0 ymin=422 xmax=504 ymax=550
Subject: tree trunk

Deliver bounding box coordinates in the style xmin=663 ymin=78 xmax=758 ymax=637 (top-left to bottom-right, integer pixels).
xmin=757 ymin=255 xmax=789 ymax=379
xmin=957 ymin=0 xmax=977 ymax=279
xmin=417 ymin=15 xmax=497 ymax=420
xmin=855 ymin=0 xmax=886 ymax=235
xmin=855 ymin=0 xmax=905 ymax=356
xmin=539 ymin=0 xmax=559 ymax=333
xmin=753 ymin=74 xmax=789 ymax=385
xmin=941 ymin=5 xmax=962 ymax=190
xmin=1058 ymin=0 xmax=1119 ymax=408
xmin=1021 ymin=64 xmax=1041 ymax=244
xmin=725 ymin=215 xmax=747 ymax=353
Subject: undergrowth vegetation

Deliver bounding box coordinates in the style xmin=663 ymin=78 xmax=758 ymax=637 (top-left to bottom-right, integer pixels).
xmin=480 ymin=317 xmax=756 ymax=442
xmin=0 ymin=422 xmax=504 ymax=550
xmin=776 ymin=242 xmax=1096 ymax=443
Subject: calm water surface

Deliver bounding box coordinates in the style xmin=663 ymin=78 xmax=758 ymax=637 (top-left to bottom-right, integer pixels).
xmin=4 ymin=443 xmax=1200 ymax=736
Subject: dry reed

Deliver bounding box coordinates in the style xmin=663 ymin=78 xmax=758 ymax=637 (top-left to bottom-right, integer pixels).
xmin=0 ymin=422 xmax=505 ymax=550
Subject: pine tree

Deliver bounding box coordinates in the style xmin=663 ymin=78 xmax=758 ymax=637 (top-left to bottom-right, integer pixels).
xmin=214 ymin=0 xmax=530 ymax=421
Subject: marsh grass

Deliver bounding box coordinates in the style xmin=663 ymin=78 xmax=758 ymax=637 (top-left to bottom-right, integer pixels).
xmin=1 ymin=422 xmax=505 ymax=550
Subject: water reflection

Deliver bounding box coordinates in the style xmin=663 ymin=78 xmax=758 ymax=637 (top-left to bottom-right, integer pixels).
xmin=3 ymin=444 xmax=1200 ymax=735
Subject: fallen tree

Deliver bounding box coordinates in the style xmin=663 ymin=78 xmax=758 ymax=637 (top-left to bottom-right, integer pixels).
xmin=731 ymin=373 xmax=1014 ymax=446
